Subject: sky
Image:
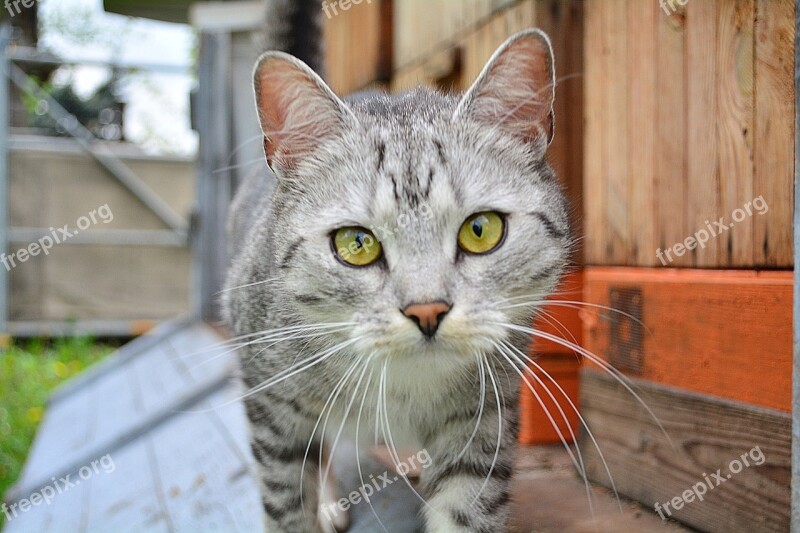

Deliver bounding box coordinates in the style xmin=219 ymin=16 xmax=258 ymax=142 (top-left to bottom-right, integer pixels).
xmin=38 ymin=0 xmax=198 ymax=155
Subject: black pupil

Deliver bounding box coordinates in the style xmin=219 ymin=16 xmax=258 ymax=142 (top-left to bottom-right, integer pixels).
xmin=472 ymin=220 xmax=483 ymax=238
xmin=355 ymin=232 xmax=366 ymax=250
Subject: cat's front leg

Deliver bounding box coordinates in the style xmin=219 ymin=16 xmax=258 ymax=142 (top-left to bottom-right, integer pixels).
xmin=244 ymin=389 xmax=322 ymax=533
xmin=418 ymin=402 xmax=518 ymax=533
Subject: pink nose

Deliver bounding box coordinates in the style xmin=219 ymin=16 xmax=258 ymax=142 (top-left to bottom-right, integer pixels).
xmin=402 ymin=302 xmax=452 ymax=338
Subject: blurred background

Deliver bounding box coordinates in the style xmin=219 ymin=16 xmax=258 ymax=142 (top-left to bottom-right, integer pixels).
xmin=0 ymin=1 xmax=795 ymax=532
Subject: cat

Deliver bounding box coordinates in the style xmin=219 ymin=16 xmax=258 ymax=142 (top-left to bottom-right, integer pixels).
xmin=224 ymin=9 xmax=571 ymax=533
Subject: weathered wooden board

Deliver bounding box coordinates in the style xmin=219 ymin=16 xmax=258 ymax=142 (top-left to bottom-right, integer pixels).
xmin=582 ymin=267 xmax=792 ymax=412
xmin=4 ymin=384 xmax=262 ymax=533
xmin=579 ymin=370 xmax=791 ymax=533
xmin=7 ymin=322 xmax=232 ymax=501
xmin=686 ymin=0 xmax=720 ymax=267
xmin=393 ymin=0 xmax=518 ymax=70
xmin=3 ymin=322 xmax=263 ymax=533
xmin=753 ymin=0 xmax=795 ymax=267
xmin=583 ymin=0 xmax=794 ymax=268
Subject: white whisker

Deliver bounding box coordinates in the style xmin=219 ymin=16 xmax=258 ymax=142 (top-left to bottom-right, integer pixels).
xmin=495 ymin=323 xmax=673 ymax=449
xmin=502 ymin=340 xmax=620 ymax=510
xmin=456 ymin=353 xmax=486 ymax=460
xmin=216 ymin=277 xmax=281 ymax=294
xmin=300 ymin=357 xmax=363 ymax=512
xmin=353 ymin=369 xmax=392 ymax=533
xmin=492 ymin=341 xmax=596 ymax=516
xmin=470 ymin=354 xmax=503 ymax=506
xmin=378 ymin=361 xmax=439 ymax=518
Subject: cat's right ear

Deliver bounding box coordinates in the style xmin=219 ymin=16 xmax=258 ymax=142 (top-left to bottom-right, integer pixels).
xmin=454 ymin=29 xmax=555 ymax=151
xmin=253 ymin=52 xmax=355 ymax=172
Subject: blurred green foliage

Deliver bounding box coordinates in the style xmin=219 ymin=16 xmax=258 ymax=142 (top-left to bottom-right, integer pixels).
xmin=0 ymin=337 xmax=113 ymax=507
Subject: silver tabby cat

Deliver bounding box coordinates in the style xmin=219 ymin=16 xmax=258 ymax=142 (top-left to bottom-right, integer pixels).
xmin=224 ymin=25 xmax=570 ymax=533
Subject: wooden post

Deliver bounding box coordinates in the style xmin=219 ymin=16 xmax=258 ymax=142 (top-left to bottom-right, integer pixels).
xmin=193 ymin=31 xmax=233 ymax=322
xmin=0 ymin=25 xmax=11 ymax=334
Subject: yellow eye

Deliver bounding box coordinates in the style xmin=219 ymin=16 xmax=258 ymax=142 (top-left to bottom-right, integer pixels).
xmin=333 ymin=227 xmax=382 ymax=267
xmin=458 ymin=212 xmax=505 ymax=255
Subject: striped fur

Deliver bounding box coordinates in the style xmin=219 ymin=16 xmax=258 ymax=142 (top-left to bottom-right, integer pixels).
xmin=225 ymin=30 xmax=569 ymax=532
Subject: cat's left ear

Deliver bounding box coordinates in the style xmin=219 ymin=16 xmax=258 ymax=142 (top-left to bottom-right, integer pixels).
xmin=454 ymin=29 xmax=555 ymax=149
xmin=253 ymin=52 xmax=357 ymax=172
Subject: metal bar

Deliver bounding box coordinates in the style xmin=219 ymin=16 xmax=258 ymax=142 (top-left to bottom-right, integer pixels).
xmin=7 ymin=63 xmax=189 ymax=236
xmin=6 ymin=46 xmax=190 ymax=73
xmin=0 ymin=25 xmax=10 ymax=334
xmin=8 ymin=228 xmax=188 ymax=247
xmin=792 ymin=0 xmax=799 ymax=529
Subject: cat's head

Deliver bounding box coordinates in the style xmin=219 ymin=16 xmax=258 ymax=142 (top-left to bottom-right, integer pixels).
xmin=252 ymin=30 xmax=570 ymax=365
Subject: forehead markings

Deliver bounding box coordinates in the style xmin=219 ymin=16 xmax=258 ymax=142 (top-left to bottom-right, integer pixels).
xmin=376 ymin=141 xmax=386 ymax=173
xmin=376 ymin=136 xmax=464 ymax=215
xmin=432 ymin=138 xmax=447 ymax=166
xmin=390 ymin=174 xmax=401 ymax=202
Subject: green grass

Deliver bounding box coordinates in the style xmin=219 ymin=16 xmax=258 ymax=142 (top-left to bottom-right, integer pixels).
xmin=0 ymin=337 xmax=114 ymax=505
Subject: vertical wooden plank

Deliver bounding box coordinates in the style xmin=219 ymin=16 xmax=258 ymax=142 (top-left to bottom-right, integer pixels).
xmin=628 ymin=0 xmax=657 ymax=266
xmin=754 ymin=0 xmax=795 ymax=267
xmin=458 ymin=26 xmax=477 ymax=91
xmin=504 ymin=0 xmax=521 ymax=35
xmin=792 ymin=2 xmax=799 ymax=528
xmin=717 ymin=0 xmax=755 ymax=267
xmin=491 ymin=1 xmax=508 ymax=52
xmin=535 ymin=0 xmax=564 ymax=192
xmin=476 ymin=11 xmax=493 ymax=77
xmin=602 ymin=0 xmax=629 ymax=264
xmin=378 ymin=0 xmax=394 ymax=82
xmin=655 ymin=1 xmax=689 ymax=266
xmin=520 ymin=0 xmax=536 ymax=28
xmin=686 ymin=0 xmax=721 ymax=267
xmin=583 ymin=0 xmax=605 ymax=265
xmin=562 ymin=0 xmax=585 ymax=263
xmin=392 ymin=0 xmax=408 ymax=68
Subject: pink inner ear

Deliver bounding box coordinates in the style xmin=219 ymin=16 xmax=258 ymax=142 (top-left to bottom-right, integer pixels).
xmin=469 ymin=33 xmax=555 ymax=145
xmin=257 ymin=66 xmax=293 ymax=167
xmin=254 ymin=56 xmax=345 ymax=169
